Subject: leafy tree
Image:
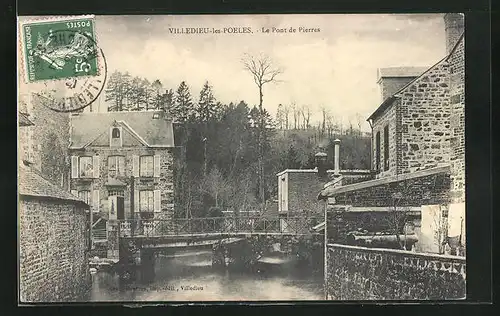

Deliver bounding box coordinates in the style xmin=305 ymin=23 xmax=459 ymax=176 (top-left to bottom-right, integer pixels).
xmin=196 ymin=81 xmax=218 ymax=122
xmin=151 ymin=79 xmax=163 ymax=110
xmin=173 ymin=81 xmax=194 ymax=122
xmin=160 ymin=89 xmax=175 ymax=115
xmin=105 ymin=71 xmax=129 ymax=111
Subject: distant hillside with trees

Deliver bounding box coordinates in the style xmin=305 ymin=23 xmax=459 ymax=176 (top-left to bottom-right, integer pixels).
xmin=105 ymin=70 xmax=371 ymax=218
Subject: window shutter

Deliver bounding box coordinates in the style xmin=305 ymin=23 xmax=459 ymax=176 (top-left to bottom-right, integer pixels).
xmin=93 ymin=156 xmax=100 ymax=178
xmin=93 ymin=190 xmax=100 ymax=212
xmin=154 ymin=190 xmax=161 ymax=212
xmin=134 ymin=190 xmax=140 ymax=213
xmin=153 ymin=155 xmax=161 ymax=177
xmin=71 ymin=156 xmax=79 ymax=178
xmin=133 ymin=155 xmax=140 ymax=177
xmin=71 ymin=190 xmax=78 ymax=196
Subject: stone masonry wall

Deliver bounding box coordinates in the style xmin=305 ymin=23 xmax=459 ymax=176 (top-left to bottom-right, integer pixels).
xmin=372 ymin=101 xmax=399 ymax=178
xmin=379 ymin=77 xmax=417 ymax=102
xmin=400 ymin=62 xmax=452 ymax=174
xmin=288 ymin=172 xmax=325 ymax=215
xmin=331 ymin=170 xmax=451 ymax=208
xmin=70 ymin=147 xmax=175 ymax=221
xmin=19 ymin=198 xmax=90 ymax=302
xmin=326 ymin=244 xmax=466 ymax=300
xmin=448 ymin=37 xmax=465 ymax=203
xmin=24 ymin=94 xmax=71 ymax=189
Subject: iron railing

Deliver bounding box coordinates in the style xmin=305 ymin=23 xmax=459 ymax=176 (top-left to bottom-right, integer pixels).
xmin=117 ymin=216 xmax=321 ymax=238
xmin=92 ymin=228 xmax=107 ymax=240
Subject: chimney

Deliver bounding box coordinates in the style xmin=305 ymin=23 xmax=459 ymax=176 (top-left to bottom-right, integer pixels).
xmin=333 ymin=139 xmax=341 ymax=175
xmin=444 ymin=13 xmax=464 ymax=54
xmin=315 ymin=149 xmax=328 ymax=180
xmin=377 ymin=67 xmax=428 ymax=102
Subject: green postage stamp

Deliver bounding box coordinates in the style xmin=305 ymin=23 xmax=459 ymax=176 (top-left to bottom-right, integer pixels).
xmin=20 ymin=15 xmax=99 ymax=83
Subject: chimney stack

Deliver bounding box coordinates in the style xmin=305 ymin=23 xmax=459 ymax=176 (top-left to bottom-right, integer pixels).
xmin=444 ymin=13 xmax=464 ymax=54
xmin=315 ymin=149 xmax=328 ymax=180
xmin=334 ymin=139 xmax=341 ymax=175
xmin=377 ymin=67 xmax=428 ymax=102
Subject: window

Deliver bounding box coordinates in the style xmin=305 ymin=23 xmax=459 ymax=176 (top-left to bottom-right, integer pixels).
xmin=140 ymin=156 xmax=154 ymax=177
xmin=110 ymin=127 xmax=122 ymax=147
xmin=108 ymin=190 xmax=124 ymax=197
xmin=384 ymin=125 xmax=389 ymax=171
xmin=139 ymin=190 xmax=154 ymax=212
xmin=78 ymin=190 xmax=91 ymax=204
xmin=108 ymin=156 xmax=125 ymax=177
xmin=375 ymin=131 xmax=381 ymax=171
xmin=112 ymin=127 xmax=121 ymax=139
xmin=79 ymin=156 xmax=93 ymax=178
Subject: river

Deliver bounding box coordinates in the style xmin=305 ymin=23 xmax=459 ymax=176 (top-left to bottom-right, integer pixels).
xmin=90 ymin=249 xmax=325 ymax=301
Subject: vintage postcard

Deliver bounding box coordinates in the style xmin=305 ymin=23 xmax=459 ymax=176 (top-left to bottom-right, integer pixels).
xmin=17 ymin=13 xmax=466 ymax=303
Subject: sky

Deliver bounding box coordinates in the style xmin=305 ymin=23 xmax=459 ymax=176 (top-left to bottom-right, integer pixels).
xmin=19 ymin=14 xmax=447 ymax=131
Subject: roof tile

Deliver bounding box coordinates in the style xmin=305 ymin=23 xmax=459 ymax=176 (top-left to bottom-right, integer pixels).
xmin=70 ymin=111 xmax=174 ymax=148
xmin=18 ymin=163 xmax=88 ymax=205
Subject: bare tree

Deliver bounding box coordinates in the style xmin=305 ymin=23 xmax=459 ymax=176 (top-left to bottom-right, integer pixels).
xmin=355 ymin=112 xmax=363 ymax=137
xmin=291 ymin=101 xmax=298 ymax=130
xmin=242 ymin=54 xmax=283 ymax=114
xmin=276 ymin=104 xmax=284 ymax=129
xmin=305 ymin=105 xmax=312 ymax=129
xmin=199 ymin=167 xmax=231 ymax=208
xmin=319 ymin=105 xmax=329 ymax=136
xmin=242 ymin=54 xmax=283 ymax=210
xmin=326 ymin=113 xmax=335 ymax=137
xmin=283 ymin=104 xmax=290 ymax=130
xmin=299 ymin=105 xmax=306 ymax=129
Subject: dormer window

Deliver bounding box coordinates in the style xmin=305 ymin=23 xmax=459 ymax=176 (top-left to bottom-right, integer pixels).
xmin=110 ymin=126 xmax=123 ymax=147
xmin=153 ymin=113 xmax=160 ymax=119
xmin=112 ymin=127 xmax=120 ymax=138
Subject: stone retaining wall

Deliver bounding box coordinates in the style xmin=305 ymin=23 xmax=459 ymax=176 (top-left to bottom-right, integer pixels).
xmin=326 ymin=243 xmax=466 ymax=300
xmin=19 ymin=198 xmax=91 ymax=302
xmin=330 ymin=166 xmax=451 ymax=207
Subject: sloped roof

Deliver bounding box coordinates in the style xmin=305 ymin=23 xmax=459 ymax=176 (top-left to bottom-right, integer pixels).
xmin=18 ymin=163 xmax=89 ymax=206
xmin=377 ymin=67 xmax=429 ymax=81
xmin=70 ymin=111 xmax=174 ymax=148
xmin=105 ymin=177 xmax=127 ymax=186
xmin=368 ymin=33 xmax=465 ymax=122
xmin=19 ymin=112 xmax=34 ymax=126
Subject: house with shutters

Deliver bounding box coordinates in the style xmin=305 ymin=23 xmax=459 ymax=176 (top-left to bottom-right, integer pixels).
xmin=68 ymin=110 xmax=176 ymax=249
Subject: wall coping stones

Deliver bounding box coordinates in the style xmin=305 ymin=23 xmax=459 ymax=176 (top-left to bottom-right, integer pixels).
xmin=276 ymin=168 xmax=372 ymax=177
xmin=318 ymin=164 xmax=450 ymax=199
xmin=327 ymin=243 xmax=466 ymax=261
xmin=328 ymin=206 xmax=422 ymax=214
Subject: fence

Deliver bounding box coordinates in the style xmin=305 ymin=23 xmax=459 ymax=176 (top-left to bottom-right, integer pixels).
xmin=118 ymin=216 xmax=321 ymax=237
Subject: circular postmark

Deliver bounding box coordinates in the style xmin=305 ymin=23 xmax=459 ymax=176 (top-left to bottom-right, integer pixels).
xmin=30 ymin=28 xmax=107 ymax=113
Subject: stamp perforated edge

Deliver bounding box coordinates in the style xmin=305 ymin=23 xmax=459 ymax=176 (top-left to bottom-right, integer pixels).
xmin=18 ymin=15 xmax=101 ymax=84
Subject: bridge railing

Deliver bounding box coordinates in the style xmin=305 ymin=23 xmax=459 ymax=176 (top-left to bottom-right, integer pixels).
xmin=118 ymin=216 xmax=321 ymax=238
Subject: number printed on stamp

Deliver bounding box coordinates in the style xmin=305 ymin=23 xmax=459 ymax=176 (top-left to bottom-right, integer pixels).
xmin=21 ymin=16 xmax=98 ymax=82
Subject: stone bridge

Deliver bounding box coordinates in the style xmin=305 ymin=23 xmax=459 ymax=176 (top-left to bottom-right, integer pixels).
xmin=106 ymin=216 xmax=324 ymax=284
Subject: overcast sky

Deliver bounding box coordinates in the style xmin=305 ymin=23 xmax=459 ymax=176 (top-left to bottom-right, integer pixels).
xmin=20 ymin=14 xmax=447 ymax=131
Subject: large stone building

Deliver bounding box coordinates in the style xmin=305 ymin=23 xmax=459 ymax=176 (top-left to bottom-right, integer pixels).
xmin=18 ymin=106 xmax=90 ymax=302
xmin=319 ymin=13 xmax=466 ymax=300
xmin=18 ymin=93 xmax=71 ymax=189
xmin=319 ymin=13 xmax=465 ymax=255
xmin=19 ymin=163 xmax=91 ymax=302
xmin=68 ymin=110 xmax=176 ymax=255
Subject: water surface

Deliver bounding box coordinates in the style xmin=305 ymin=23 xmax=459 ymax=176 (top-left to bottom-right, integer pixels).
xmin=90 ymin=249 xmax=324 ymax=301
